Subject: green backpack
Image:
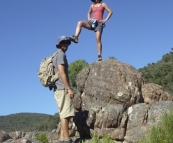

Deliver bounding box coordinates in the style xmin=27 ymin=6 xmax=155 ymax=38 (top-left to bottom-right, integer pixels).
xmin=38 ymin=52 xmax=59 ymax=89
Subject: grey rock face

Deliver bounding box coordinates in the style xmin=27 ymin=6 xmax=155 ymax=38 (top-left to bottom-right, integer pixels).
xmin=3 ymin=139 xmax=27 ymax=143
xmin=0 ymin=130 xmax=11 ymax=143
xmin=73 ymin=60 xmax=173 ymax=142
xmin=1 ymin=60 xmax=173 ymax=143
xmin=142 ymin=83 xmax=173 ymax=103
xmin=124 ymin=101 xmax=173 ymax=142
xmin=74 ymin=60 xmax=145 ymax=139
xmin=77 ymin=60 xmax=145 ymax=109
xmin=9 ymin=131 xmax=24 ymax=140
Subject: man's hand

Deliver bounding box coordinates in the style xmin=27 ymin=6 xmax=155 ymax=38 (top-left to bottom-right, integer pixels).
xmin=68 ymin=89 xmax=74 ymax=99
xmin=58 ymin=64 xmax=75 ymax=99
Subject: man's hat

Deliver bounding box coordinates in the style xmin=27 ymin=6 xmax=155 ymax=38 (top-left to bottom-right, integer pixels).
xmin=91 ymin=0 xmax=102 ymax=2
xmin=56 ymin=36 xmax=71 ymax=48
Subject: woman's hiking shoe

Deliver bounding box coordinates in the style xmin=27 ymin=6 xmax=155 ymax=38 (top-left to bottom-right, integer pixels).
xmin=69 ymin=36 xmax=78 ymax=43
xmin=98 ymin=55 xmax=102 ymax=61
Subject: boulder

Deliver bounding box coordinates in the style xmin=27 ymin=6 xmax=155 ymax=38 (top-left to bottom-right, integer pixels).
xmin=9 ymin=131 xmax=24 ymax=140
xmin=3 ymin=138 xmax=33 ymax=143
xmin=0 ymin=130 xmax=11 ymax=143
xmin=73 ymin=60 xmax=145 ymax=139
xmin=1 ymin=60 xmax=173 ymax=143
xmin=76 ymin=60 xmax=145 ymax=110
xmin=142 ymin=83 xmax=173 ymax=103
xmin=124 ymin=101 xmax=173 ymax=142
xmin=72 ymin=60 xmax=173 ymax=142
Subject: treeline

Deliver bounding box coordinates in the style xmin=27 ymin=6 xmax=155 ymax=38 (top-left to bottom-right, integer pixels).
xmin=0 ymin=113 xmax=60 ymax=132
xmin=138 ymin=48 xmax=173 ymax=95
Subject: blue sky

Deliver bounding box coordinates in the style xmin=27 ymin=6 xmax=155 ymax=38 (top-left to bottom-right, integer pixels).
xmin=0 ymin=0 xmax=173 ymax=116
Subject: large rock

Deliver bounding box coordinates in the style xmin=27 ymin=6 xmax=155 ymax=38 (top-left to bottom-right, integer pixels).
xmin=1 ymin=60 xmax=173 ymax=143
xmin=3 ymin=138 xmax=34 ymax=143
xmin=9 ymin=131 xmax=25 ymax=140
xmin=72 ymin=60 xmax=173 ymax=142
xmin=76 ymin=60 xmax=145 ymax=109
xmin=142 ymin=83 xmax=173 ymax=103
xmin=124 ymin=101 xmax=173 ymax=142
xmin=73 ymin=60 xmax=145 ymax=138
xmin=0 ymin=130 xmax=11 ymax=143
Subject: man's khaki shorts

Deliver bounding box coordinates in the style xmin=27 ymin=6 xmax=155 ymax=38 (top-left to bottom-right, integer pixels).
xmin=54 ymin=90 xmax=75 ymax=119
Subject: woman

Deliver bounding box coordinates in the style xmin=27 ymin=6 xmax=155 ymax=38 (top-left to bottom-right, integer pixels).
xmin=70 ymin=0 xmax=113 ymax=61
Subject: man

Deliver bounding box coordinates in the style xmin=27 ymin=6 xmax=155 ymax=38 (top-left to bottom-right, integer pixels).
xmin=70 ymin=0 xmax=113 ymax=61
xmin=53 ymin=36 xmax=75 ymax=143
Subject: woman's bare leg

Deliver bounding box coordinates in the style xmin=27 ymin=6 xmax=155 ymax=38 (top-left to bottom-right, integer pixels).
xmin=95 ymin=31 xmax=102 ymax=60
xmin=70 ymin=21 xmax=91 ymax=43
xmin=75 ymin=21 xmax=90 ymax=37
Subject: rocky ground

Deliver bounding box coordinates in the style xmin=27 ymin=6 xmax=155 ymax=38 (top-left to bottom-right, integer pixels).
xmin=1 ymin=60 xmax=173 ymax=143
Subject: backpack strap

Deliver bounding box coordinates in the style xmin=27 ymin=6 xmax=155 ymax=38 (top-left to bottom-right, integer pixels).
xmin=52 ymin=51 xmax=59 ymax=58
xmin=49 ymin=51 xmax=59 ymax=90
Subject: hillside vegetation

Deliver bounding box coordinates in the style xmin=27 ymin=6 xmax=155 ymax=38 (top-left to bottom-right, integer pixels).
xmin=138 ymin=48 xmax=173 ymax=95
xmin=137 ymin=109 xmax=173 ymax=143
xmin=0 ymin=113 xmax=60 ymax=132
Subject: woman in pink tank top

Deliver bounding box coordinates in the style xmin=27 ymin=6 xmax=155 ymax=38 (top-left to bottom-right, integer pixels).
xmin=70 ymin=0 xmax=113 ymax=61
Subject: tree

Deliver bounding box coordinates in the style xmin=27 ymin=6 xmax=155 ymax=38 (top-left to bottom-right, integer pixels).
xmin=138 ymin=49 xmax=173 ymax=95
xmin=68 ymin=60 xmax=89 ymax=90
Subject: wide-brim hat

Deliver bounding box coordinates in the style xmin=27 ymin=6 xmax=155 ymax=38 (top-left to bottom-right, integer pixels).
xmin=91 ymin=0 xmax=102 ymax=2
xmin=56 ymin=36 xmax=71 ymax=48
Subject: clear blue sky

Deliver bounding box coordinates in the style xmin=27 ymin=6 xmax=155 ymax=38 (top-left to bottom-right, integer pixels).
xmin=0 ymin=0 xmax=173 ymax=116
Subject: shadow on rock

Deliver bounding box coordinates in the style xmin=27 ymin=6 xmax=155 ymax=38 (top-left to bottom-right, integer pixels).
xmin=73 ymin=111 xmax=91 ymax=139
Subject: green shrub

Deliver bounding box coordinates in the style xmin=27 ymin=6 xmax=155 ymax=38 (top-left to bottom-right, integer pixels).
xmin=35 ymin=133 xmax=48 ymax=143
xmin=102 ymin=134 xmax=114 ymax=143
xmin=91 ymin=134 xmax=100 ymax=143
xmin=136 ymin=109 xmax=173 ymax=143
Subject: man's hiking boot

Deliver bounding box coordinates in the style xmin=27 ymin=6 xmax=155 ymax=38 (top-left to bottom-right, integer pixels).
xmin=64 ymin=138 xmax=74 ymax=143
xmin=69 ymin=35 xmax=78 ymax=43
xmin=57 ymin=140 xmax=63 ymax=143
xmin=56 ymin=138 xmax=64 ymax=143
xmin=98 ymin=55 xmax=102 ymax=61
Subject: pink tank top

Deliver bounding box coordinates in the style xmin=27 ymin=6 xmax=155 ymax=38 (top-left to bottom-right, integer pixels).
xmin=91 ymin=3 xmax=104 ymax=21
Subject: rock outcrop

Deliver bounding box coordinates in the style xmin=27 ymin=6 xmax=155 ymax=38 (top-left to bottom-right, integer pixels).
xmin=142 ymin=83 xmax=173 ymax=103
xmin=0 ymin=130 xmax=11 ymax=143
xmin=124 ymin=101 xmax=173 ymax=142
xmin=1 ymin=131 xmax=52 ymax=143
xmin=1 ymin=60 xmax=173 ymax=143
xmin=72 ymin=60 xmax=173 ymax=143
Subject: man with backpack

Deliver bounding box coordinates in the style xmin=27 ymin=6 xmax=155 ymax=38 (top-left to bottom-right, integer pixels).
xmin=53 ymin=36 xmax=75 ymax=143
